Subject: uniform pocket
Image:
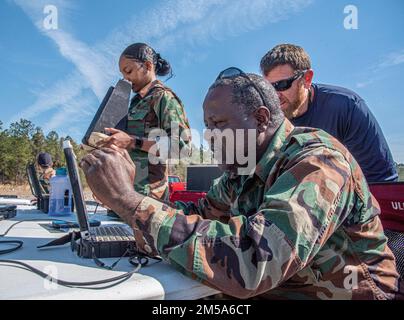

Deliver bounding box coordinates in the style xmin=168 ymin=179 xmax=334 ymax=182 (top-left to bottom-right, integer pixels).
xmin=129 ymin=108 xmax=149 ymax=120
xmin=128 ymin=109 xmax=149 ymax=137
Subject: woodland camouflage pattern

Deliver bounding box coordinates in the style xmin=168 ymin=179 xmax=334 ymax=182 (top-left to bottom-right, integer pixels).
xmin=131 ymin=119 xmax=402 ymax=299
xmin=38 ymin=167 xmax=55 ymax=194
xmin=127 ymin=80 xmax=191 ymax=200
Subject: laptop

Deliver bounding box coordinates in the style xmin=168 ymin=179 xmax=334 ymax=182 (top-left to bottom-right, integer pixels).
xmin=82 ymin=79 xmax=131 ymax=148
xmin=63 ymin=140 xmax=136 ymax=259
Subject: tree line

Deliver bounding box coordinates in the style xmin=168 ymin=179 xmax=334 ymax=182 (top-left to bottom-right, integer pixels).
xmin=0 ymin=118 xmax=214 ymax=185
xmin=0 ymin=119 xmax=84 ymax=184
xmin=1 ymin=118 xmax=403 ymax=185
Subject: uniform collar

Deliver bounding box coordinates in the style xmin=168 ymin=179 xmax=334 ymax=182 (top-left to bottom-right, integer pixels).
xmin=136 ymin=79 xmax=164 ymax=99
xmin=254 ymin=119 xmax=294 ymax=183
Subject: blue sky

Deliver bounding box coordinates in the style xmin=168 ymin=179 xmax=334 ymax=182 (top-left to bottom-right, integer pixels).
xmin=1 ymin=0 xmax=404 ymax=162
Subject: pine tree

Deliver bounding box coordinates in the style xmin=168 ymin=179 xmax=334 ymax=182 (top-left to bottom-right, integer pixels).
xmin=0 ymin=119 xmax=85 ymax=184
xmin=45 ymin=131 xmax=62 ymax=167
xmin=31 ymin=127 xmax=46 ymax=159
xmin=6 ymin=119 xmax=34 ymax=183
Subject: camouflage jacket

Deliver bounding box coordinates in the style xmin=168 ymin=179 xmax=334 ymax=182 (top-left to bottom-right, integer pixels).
xmin=127 ymin=80 xmax=191 ymax=200
xmin=38 ymin=167 xmax=55 ymax=194
xmin=132 ymin=119 xmax=402 ymax=300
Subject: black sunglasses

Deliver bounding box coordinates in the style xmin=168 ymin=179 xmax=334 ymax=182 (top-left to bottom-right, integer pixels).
xmin=270 ymin=70 xmax=307 ymax=92
xmin=216 ymin=67 xmax=269 ymax=109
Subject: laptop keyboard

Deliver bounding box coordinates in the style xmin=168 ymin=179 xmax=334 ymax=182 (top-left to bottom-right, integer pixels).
xmin=90 ymin=225 xmax=136 ymax=242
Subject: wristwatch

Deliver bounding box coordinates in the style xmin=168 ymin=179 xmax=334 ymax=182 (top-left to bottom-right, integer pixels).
xmin=134 ymin=137 xmax=143 ymax=149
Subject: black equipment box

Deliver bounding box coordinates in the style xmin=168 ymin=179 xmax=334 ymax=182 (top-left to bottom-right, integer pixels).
xmin=186 ymin=165 xmax=222 ymax=192
xmin=64 ymin=139 xmax=137 ymax=259
xmin=0 ymin=205 xmax=17 ymax=220
xmin=72 ymin=233 xmax=137 ymax=259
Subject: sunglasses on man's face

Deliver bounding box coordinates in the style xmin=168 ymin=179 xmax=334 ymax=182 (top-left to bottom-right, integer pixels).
xmin=270 ymin=70 xmax=307 ymax=92
xmin=216 ymin=67 xmax=269 ymax=109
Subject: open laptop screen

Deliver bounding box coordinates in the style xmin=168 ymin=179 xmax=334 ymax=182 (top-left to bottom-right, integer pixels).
xmin=63 ymin=140 xmax=90 ymax=237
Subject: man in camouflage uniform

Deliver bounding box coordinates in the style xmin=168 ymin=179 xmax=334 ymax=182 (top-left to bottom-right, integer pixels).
xmin=81 ymin=72 xmax=402 ymax=299
xmin=37 ymin=152 xmax=55 ymax=194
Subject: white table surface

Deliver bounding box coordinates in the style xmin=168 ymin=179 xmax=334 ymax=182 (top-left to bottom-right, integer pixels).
xmin=0 ymin=205 xmax=219 ymax=300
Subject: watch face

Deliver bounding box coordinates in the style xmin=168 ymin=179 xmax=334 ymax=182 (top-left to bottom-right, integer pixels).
xmin=136 ymin=137 xmax=143 ymax=148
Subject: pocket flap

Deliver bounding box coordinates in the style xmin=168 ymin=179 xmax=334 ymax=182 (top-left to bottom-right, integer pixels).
xmin=129 ymin=108 xmax=149 ymax=120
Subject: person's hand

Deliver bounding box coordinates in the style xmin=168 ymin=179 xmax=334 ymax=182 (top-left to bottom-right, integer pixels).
xmin=101 ymin=128 xmax=135 ymax=150
xmin=92 ymin=193 xmax=111 ymax=210
xmin=79 ymin=146 xmax=143 ymax=221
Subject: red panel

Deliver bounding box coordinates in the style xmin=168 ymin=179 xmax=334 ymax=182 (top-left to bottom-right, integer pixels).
xmin=168 ymin=182 xmax=186 ymax=193
xmin=169 ymin=191 xmax=207 ymax=205
xmin=369 ymin=183 xmax=404 ymax=232
xmin=169 ymin=183 xmax=404 ymax=232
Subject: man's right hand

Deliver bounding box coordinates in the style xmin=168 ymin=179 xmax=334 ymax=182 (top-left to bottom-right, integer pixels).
xmin=79 ymin=146 xmax=144 ymax=221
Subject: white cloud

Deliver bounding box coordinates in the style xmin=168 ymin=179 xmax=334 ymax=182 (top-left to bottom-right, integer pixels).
xmin=15 ymin=71 xmax=89 ymax=120
xmin=356 ymin=79 xmax=376 ymax=89
xmin=42 ymin=91 xmax=95 ymax=133
xmin=378 ymin=49 xmax=404 ymax=69
xmin=46 ymin=30 xmax=114 ymax=99
xmin=154 ymin=0 xmax=312 ymax=51
xmin=10 ymin=0 xmax=313 ymax=135
xmin=356 ymin=49 xmax=404 ymax=88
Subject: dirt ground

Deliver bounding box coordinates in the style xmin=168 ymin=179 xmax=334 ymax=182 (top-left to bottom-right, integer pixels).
xmin=0 ymin=184 xmax=33 ymax=199
xmin=0 ymin=183 xmax=94 ymax=200
xmin=2 ymin=167 xmax=403 ymax=200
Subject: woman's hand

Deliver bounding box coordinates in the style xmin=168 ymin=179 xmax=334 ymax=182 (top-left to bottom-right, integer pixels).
xmin=102 ymin=128 xmax=135 ymax=151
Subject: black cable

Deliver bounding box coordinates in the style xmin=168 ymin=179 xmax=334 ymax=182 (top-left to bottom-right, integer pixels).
xmin=0 ymin=240 xmax=23 ymax=255
xmin=0 ymin=218 xmax=68 ymax=255
xmin=0 ymin=218 xmax=58 ymax=237
xmin=0 ymin=216 xmax=164 ymax=289
xmin=129 ymin=253 xmax=162 ymax=268
xmin=91 ymin=246 xmax=130 ymax=271
xmin=0 ymin=259 xmax=140 ymax=289
xmin=0 ymin=218 xmax=145 ymax=289
xmin=0 ymin=219 xmax=56 ymax=255
xmin=0 ymin=220 xmax=25 ymax=237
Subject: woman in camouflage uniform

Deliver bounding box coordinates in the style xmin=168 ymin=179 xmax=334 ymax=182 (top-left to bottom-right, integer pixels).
xmin=103 ymin=43 xmax=191 ymax=201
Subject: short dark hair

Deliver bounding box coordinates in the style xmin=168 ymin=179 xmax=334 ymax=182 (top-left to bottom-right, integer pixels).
xmin=121 ymin=43 xmax=171 ymax=77
xmin=260 ymin=44 xmax=311 ymax=76
xmin=209 ymin=73 xmax=284 ymax=128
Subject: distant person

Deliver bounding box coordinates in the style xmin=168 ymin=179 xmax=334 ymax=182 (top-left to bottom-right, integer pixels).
xmin=37 ymin=152 xmax=55 ymax=194
xmin=101 ymin=43 xmax=191 ymax=201
xmin=260 ymin=44 xmax=397 ymax=183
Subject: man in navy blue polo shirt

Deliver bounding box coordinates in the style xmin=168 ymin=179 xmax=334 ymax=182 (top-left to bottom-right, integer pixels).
xmin=260 ymin=44 xmax=397 ymax=183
